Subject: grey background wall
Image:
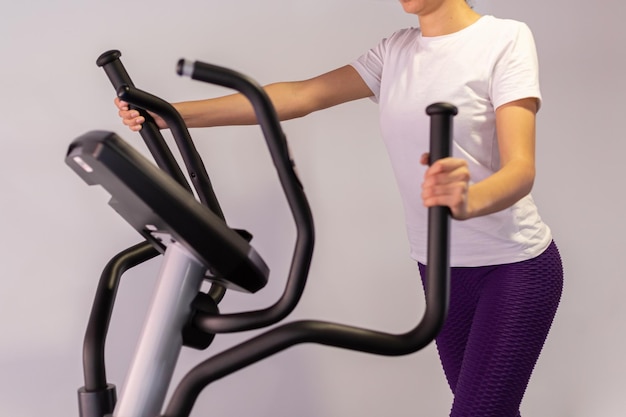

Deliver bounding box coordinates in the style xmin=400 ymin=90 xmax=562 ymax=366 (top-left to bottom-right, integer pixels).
xmin=1 ymin=0 xmax=624 ymax=416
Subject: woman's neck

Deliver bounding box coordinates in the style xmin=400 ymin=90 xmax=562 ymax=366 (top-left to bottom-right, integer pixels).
xmin=417 ymin=2 xmax=481 ymax=37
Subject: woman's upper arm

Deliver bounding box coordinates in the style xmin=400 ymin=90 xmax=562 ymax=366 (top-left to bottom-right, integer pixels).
xmin=495 ymin=97 xmax=538 ymax=171
xmin=299 ymin=65 xmax=374 ymax=113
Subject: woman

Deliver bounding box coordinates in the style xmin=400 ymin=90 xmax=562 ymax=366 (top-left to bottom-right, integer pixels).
xmin=116 ymin=1 xmax=563 ymax=415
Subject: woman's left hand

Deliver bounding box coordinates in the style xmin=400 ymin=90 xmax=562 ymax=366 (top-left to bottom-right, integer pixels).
xmin=420 ymin=153 xmax=472 ymax=220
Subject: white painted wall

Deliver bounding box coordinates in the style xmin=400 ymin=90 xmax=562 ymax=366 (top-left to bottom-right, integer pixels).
xmin=0 ymin=0 xmax=624 ymax=416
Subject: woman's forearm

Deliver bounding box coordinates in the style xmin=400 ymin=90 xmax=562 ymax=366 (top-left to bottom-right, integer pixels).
xmin=166 ymin=65 xmax=372 ymax=129
xmin=171 ymin=81 xmax=314 ymax=128
xmin=466 ymin=158 xmax=535 ymax=219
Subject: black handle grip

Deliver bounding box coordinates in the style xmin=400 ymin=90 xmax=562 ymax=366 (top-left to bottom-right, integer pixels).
xmin=425 ymin=102 xmax=457 ymax=326
xmin=96 ymin=50 xmax=191 ymax=193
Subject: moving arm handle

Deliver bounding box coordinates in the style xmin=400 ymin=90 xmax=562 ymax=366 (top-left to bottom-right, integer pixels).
xmin=162 ymin=103 xmax=457 ymax=417
xmin=425 ymin=102 xmax=457 ymax=330
xmin=97 ymin=50 xmax=224 ymax=219
xmin=177 ymin=59 xmax=315 ymax=333
xmin=96 ymin=50 xmax=191 ymax=193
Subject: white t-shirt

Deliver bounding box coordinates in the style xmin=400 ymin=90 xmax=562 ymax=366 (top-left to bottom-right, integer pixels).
xmin=350 ymin=15 xmax=552 ymax=266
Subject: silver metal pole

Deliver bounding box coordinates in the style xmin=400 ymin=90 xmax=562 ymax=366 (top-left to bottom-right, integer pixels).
xmin=114 ymin=242 xmax=205 ymax=417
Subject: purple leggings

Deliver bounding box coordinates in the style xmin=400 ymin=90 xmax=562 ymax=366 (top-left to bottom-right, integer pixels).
xmin=418 ymin=241 xmax=563 ymax=417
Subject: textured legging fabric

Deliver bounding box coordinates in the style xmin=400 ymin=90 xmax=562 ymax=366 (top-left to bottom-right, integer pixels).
xmin=418 ymin=241 xmax=563 ymax=417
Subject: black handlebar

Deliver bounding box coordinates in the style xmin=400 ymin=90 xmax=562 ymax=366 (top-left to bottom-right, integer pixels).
xmin=96 ymin=50 xmax=191 ymax=193
xmin=425 ymin=102 xmax=457 ymax=330
xmin=97 ymin=50 xmax=226 ymax=219
xmin=176 ymin=59 xmax=293 ymax=171
xmin=116 ymin=85 xmax=225 ymax=218
xmin=175 ymin=59 xmax=316 ymax=334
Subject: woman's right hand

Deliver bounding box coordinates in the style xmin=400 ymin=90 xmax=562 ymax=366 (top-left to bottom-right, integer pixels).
xmin=115 ymin=97 xmax=146 ymax=132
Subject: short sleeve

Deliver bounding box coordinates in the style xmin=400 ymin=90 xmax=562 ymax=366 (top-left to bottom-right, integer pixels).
xmin=490 ymin=23 xmax=542 ymax=111
xmin=350 ymin=37 xmax=388 ymax=103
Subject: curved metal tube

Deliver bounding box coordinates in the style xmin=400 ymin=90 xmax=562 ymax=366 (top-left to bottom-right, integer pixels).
xmin=178 ymin=60 xmax=316 ymax=333
xmin=82 ymin=241 xmax=159 ymax=391
xmin=116 ymin=85 xmax=224 ymax=219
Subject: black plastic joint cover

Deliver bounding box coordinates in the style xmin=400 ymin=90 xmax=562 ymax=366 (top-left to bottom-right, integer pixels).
xmin=77 ymin=384 xmax=117 ymax=417
xmin=183 ymin=293 xmax=219 ymax=350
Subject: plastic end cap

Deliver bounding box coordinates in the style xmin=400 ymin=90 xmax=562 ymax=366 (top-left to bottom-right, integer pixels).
xmin=96 ymin=50 xmax=122 ymax=67
xmin=176 ymin=59 xmax=194 ymax=78
xmin=426 ymin=102 xmax=458 ymax=116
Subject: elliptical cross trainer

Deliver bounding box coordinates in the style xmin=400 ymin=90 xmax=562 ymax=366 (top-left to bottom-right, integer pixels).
xmin=67 ymin=50 xmax=457 ymax=417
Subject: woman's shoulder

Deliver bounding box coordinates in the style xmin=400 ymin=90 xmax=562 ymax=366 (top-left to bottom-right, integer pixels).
xmin=480 ymin=15 xmax=533 ymax=37
xmin=379 ymin=27 xmax=421 ymax=49
xmin=386 ymin=27 xmax=421 ymax=42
